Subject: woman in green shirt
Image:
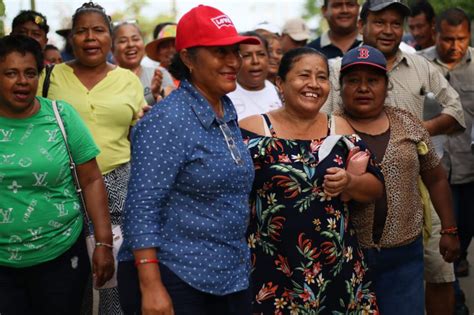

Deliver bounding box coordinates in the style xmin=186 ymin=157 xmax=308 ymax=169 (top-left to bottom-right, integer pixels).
xmin=0 ymin=35 xmax=114 ymax=314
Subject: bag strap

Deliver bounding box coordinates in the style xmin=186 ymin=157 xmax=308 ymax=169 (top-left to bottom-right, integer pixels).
xmin=42 ymin=64 xmax=55 ymax=98
xmin=318 ymin=135 xmax=356 ymax=163
xmin=51 ymin=101 xmax=93 ymax=229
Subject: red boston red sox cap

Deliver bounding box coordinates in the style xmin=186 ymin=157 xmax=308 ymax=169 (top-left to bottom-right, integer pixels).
xmin=175 ymin=5 xmax=260 ymax=52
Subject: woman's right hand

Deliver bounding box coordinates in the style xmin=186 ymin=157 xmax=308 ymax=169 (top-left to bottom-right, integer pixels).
xmin=141 ymin=282 xmax=174 ymax=315
xmin=439 ymin=234 xmax=460 ymax=263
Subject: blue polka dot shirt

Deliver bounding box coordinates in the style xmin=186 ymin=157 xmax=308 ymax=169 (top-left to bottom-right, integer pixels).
xmin=119 ymin=80 xmax=255 ymax=295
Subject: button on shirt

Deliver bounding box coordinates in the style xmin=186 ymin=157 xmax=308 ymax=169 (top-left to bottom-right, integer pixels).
xmin=420 ymin=47 xmax=474 ymax=184
xmin=119 ymin=80 xmax=255 ymax=295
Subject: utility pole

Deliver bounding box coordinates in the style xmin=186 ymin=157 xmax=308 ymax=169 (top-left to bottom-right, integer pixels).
xmin=30 ymin=0 xmax=36 ymax=11
xmin=171 ymin=0 xmax=177 ymax=21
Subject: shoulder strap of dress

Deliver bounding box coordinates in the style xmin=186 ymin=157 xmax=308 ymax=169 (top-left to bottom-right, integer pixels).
xmin=261 ymin=115 xmax=272 ymax=137
xmin=262 ymin=113 xmax=277 ymax=137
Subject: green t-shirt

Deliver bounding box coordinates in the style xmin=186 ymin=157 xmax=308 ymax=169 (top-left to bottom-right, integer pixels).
xmin=0 ymin=97 xmax=100 ymax=268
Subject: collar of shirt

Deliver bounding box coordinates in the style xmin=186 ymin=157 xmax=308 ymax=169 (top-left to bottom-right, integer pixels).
xmin=421 ymin=46 xmax=472 ymax=70
xmin=180 ymin=80 xmax=238 ymax=130
xmin=321 ymin=30 xmax=362 ymax=48
xmin=389 ymin=49 xmax=410 ymax=71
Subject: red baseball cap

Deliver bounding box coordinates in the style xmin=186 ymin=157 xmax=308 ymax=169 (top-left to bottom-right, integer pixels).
xmin=175 ymin=5 xmax=260 ymax=52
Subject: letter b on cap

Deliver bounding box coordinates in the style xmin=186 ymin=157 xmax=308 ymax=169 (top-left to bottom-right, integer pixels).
xmin=358 ymin=47 xmax=370 ymax=59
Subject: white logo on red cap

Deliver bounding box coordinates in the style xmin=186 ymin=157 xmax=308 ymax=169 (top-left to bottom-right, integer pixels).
xmin=358 ymin=47 xmax=370 ymax=59
xmin=211 ymin=15 xmax=234 ymax=29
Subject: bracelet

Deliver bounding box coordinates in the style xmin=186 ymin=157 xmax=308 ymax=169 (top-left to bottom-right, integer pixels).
xmin=440 ymin=227 xmax=458 ymax=235
xmin=135 ymin=258 xmax=159 ymax=267
xmin=95 ymin=242 xmax=113 ymax=249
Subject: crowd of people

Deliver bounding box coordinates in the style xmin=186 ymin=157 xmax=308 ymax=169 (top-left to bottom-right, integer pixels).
xmin=0 ymin=0 xmax=472 ymax=314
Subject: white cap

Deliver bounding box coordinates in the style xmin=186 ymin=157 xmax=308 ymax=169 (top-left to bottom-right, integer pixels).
xmin=253 ymin=21 xmax=281 ymax=36
xmin=281 ymin=17 xmax=310 ymax=41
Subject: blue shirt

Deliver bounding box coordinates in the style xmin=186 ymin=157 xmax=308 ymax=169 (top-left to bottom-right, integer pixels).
xmin=119 ymin=80 xmax=255 ymax=295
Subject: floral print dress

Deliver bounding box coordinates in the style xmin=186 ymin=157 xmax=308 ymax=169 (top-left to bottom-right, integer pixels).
xmin=241 ymin=115 xmax=381 ymax=315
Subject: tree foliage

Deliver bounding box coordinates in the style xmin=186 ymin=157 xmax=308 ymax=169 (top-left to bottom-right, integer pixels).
xmin=302 ymin=0 xmax=323 ymax=20
xmin=303 ymin=0 xmax=474 ymax=34
xmin=0 ymin=0 xmax=5 ymax=37
xmin=408 ymin=0 xmax=474 ymax=19
xmin=110 ymin=0 xmax=175 ymax=42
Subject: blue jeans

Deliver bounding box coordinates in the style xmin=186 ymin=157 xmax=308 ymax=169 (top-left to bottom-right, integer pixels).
xmin=364 ymin=237 xmax=424 ymax=315
xmin=118 ymin=261 xmax=252 ymax=315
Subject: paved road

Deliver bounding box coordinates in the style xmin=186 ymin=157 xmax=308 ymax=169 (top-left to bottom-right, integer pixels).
xmin=458 ymin=242 xmax=473 ymax=313
xmin=90 ymin=243 xmax=474 ymax=315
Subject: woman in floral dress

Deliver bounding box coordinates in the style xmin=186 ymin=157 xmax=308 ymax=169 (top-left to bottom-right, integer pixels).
xmin=240 ymin=47 xmax=383 ymax=314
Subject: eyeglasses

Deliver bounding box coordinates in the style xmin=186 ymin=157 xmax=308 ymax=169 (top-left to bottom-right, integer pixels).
xmin=112 ymin=19 xmax=138 ymax=28
xmin=217 ymin=119 xmax=243 ymax=165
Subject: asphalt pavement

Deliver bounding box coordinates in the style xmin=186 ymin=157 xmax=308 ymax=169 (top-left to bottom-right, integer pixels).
xmin=458 ymin=243 xmax=473 ymax=313
xmin=90 ymin=243 xmax=474 ymax=314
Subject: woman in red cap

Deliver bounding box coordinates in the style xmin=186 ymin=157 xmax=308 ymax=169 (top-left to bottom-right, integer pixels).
xmin=118 ymin=5 xmax=260 ymax=315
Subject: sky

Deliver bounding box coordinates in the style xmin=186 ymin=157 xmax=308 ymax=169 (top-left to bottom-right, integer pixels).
xmin=4 ymin=0 xmax=314 ymax=47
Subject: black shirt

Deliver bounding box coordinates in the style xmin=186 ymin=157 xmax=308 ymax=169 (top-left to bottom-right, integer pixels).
xmin=307 ymin=31 xmax=362 ymax=59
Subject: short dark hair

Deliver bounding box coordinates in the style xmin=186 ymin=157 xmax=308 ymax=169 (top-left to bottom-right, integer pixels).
xmin=44 ymin=44 xmax=60 ymax=52
xmin=435 ymin=8 xmax=470 ymax=33
xmin=12 ymin=10 xmax=49 ymax=34
xmin=324 ymin=0 xmax=357 ymax=8
xmin=409 ymin=1 xmax=435 ymax=22
xmin=359 ymin=2 xmax=371 ymax=24
xmin=0 ymin=35 xmax=44 ymax=73
xmin=168 ymin=48 xmax=198 ymax=81
xmin=240 ymin=31 xmax=268 ymax=52
xmin=72 ymin=2 xmax=112 ymax=35
xmin=278 ymin=47 xmax=328 ymax=81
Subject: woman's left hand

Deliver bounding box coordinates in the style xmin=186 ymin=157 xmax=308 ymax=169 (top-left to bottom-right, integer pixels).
xmin=92 ymin=246 xmax=115 ymax=287
xmin=323 ymin=167 xmax=352 ymax=198
xmin=138 ymin=104 xmax=153 ymax=119
xmin=439 ymin=234 xmax=461 ymax=263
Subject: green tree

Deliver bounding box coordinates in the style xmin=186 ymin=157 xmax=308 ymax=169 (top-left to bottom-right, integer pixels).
xmin=408 ymin=0 xmax=474 ymax=19
xmin=302 ymin=0 xmax=327 ymax=37
xmin=304 ymin=0 xmax=474 ymax=36
xmin=302 ymin=0 xmax=323 ymax=20
xmin=0 ymin=0 xmax=5 ymax=37
xmin=110 ymin=0 xmax=175 ymax=42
